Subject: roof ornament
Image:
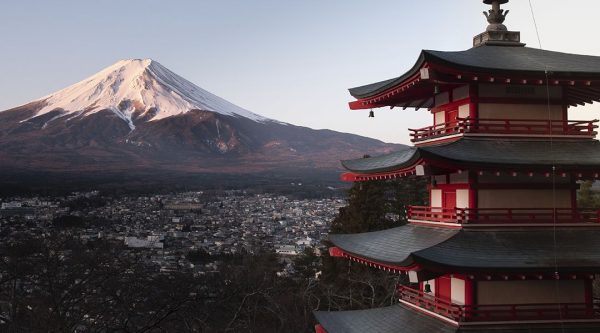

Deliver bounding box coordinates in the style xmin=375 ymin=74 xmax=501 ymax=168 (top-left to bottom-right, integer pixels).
xmin=483 ymin=0 xmax=509 ymax=31
xmin=473 ymin=0 xmax=524 ymax=48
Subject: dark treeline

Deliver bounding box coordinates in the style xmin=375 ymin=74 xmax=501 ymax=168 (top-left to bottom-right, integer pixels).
xmin=0 ymin=170 xmax=344 ymax=199
xmin=0 ymin=178 xmax=426 ymax=332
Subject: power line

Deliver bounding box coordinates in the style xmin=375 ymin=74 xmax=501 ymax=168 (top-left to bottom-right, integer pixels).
xmin=528 ymin=0 xmax=565 ymax=330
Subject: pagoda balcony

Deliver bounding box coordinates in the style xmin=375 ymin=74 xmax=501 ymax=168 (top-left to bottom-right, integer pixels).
xmin=410 ymin=118 xmax=599 ymax=143
xmin=407 ymin=206 xmax=600 ymax=226
xmin=398 ymin=286 xmax=600 ymax=323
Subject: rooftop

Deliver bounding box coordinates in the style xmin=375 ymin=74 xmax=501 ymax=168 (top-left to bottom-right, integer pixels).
xmin=349 ymin=46 xmax=600 ymax=100
xmin=329 ymin=225 xmax=600 ymax=272
xmin=315 ymin=304 xmax=600 ymax=333
xmin=341 ymin=138 xmax=600 ymax=175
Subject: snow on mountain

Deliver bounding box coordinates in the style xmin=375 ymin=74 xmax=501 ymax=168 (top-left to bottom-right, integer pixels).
xmin=31 ymin=59 xmax=270 ymax=129
xmin=0 ymin=59 xmax=401 ymax=176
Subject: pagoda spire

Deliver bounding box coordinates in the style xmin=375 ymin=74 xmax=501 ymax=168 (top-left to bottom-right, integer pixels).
xmin=483 ymin=0 xmax=509 ymax=31
xmin=473 ymin=0 xmax=524 ymax=47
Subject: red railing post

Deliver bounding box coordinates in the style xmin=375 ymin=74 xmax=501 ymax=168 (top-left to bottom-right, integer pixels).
xmin=460 ymin=117 xmax=468 ymax=133
xmin=456 ymin=207 xmax=463 ymax=224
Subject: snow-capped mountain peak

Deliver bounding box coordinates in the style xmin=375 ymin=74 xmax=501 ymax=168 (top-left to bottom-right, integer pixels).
xmin=33 ymin=58 xmax=269 ymax=129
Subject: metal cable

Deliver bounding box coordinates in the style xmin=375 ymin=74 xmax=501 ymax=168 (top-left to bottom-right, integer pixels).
xmin=528 ymin=0 xmax=565 ymax=329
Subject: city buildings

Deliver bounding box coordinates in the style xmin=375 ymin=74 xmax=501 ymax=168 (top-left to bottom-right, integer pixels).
xmin=0 ymin=190 xmax=343 ymax=275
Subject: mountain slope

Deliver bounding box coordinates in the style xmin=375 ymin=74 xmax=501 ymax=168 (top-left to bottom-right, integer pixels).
xmin=31 ymin=59 xmax=268 ymax=127
xmin=0 ymin=59 xmax=402 ymax=176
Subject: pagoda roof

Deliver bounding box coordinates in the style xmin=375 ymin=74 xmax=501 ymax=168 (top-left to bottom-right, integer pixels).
xmin=342 ymin=138 xmax=600 ymax=174
xmin=329 ymin=226 xmax=600 ymax=272
xmin=328 ymin=224 xmax=457 ymax=267
xmin=314 ymin=304 xmax=455 ymax=333
xmin=349 ymin=45 xmax=600 ymax=99
xmin=314 ymin=304 xmax=600 ymax=333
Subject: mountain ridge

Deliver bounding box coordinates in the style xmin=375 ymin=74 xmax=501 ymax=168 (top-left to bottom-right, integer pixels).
xmin=0 ymin=59 xmax=404 ymax=180
xmin=25 ymin=58 xmax=272 ymax=129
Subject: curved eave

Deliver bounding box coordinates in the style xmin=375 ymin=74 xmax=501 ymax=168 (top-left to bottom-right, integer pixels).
xmin=341 ymin=147 xmax=420 ymax=174
xmin=348 ymin=80 xmax=436 ymax=111
xmin=341 ymin=138 xmax=600 ymax=177
xmin=349 ymin=52 xmax=427 ymax=100
xmin=327 ymin=225 xmax=459 ymax=268
xmin=340 ymin=167 xmax=418 ymax=182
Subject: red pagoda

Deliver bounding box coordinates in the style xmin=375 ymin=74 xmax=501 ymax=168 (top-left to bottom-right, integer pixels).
xmin=314 ymin=1 xmax=600 ymax=332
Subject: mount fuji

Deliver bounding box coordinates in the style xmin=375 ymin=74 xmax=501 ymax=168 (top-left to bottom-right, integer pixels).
xmin=0 ymin=59 xmax=399 ymax=182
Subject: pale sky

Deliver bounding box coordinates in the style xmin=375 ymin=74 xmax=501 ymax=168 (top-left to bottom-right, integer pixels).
xmin=1 ymin=0 xmax=599 ymax=144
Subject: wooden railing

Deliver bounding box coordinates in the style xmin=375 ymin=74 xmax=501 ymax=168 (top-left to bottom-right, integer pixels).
xmin=409 ymin=118 xmax=598 ymax=142
xmin=399 ymin=285 xmax=463 ymax=321
xmin=399 ymin=286 xmax=600 ymax=322
xmin=407 ymin=206 xmax=461 ymax=223
xmin=407 ymin=206 xmax=600 ymax=225
xmin=409 ymin=122 xmax=462 ymax=142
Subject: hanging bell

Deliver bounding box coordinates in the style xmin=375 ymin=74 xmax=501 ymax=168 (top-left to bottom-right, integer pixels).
xmin=368 ymin=110 xmax=375 ymax=118
xmin=424 ymin=282 xmax=432 ymax=293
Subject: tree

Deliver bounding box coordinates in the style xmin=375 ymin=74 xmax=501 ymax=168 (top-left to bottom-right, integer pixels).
xmin=578 ymin=180 xmax=600 ymax=208
xmin=330 ymin=177 xmax=427 ymax=233
xmin=308 ymin=177 xmax=425 ymax=314
xmin=0 ymin=233 xmax=199 ymax=332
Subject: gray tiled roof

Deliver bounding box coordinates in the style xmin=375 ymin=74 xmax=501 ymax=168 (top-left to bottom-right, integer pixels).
xmin=314 ymin=304 xmax=600 ymax=332
xmin=328 ymin=224 xmax=457 ymax=266
xmin=314 ymin=304 xmax=456 ymax=333
xmin=341 ymin=147 xmax=417 ymax=174
xmin=341 ymin=138 xmax=600 ymax=174
xmin=349 ymin=46 xmax=600 ymax=99
xmin=414 ymin=229 xmax=600 ymax=272
xmin=329 ymin=226 xmax=600 ymax=272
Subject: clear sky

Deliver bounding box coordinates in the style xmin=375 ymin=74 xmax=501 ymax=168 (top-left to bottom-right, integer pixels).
xmin=1 ymin=0 xmax=599 ymax=144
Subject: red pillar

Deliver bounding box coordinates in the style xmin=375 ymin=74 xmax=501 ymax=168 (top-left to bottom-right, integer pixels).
xmin=469 ymin=84 xmax=479 ymax=119
xmin=571 ymin=174 xmax=578 ymax=210
xmin=315 ymin=324 xmax=328 ymax=333
xmin=585 ymin=278 xmax=594 ymax=316
xmin=464 ymin=277 xmax=475 ymax=320
xmin=468 ymin=171 xmax=478 ymax=223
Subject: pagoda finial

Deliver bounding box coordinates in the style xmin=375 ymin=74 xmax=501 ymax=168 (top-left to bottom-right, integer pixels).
xmin=483 ymin=0 xmax=510 ymax=31
xmin=473 ymin=0 xmax=524 ymax=47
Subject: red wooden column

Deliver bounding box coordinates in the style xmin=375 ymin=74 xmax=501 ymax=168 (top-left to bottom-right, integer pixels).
xmin=436 ymin=275 xmax=452 ymax=303
xmin=464 ymin=277 xmax=475 ymax=320
xmin=468 ymin=171 xmax=478 ymax=223
xmin=469 ymin=84 xmax=479 ymax=120
xmin=584 ymin=278 xmax=594 ymax=316
xmin=570 ymin=173 xmax=578 ymax=210
xmin=315 ymin=324 xmax=328 ymax=333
